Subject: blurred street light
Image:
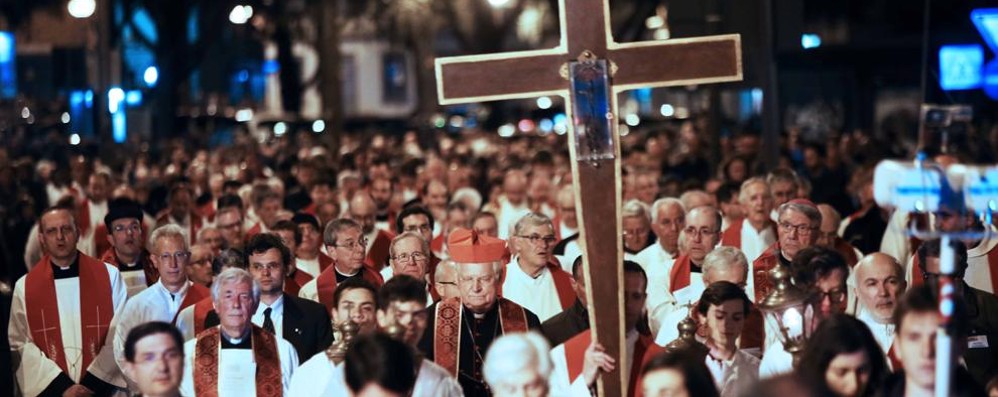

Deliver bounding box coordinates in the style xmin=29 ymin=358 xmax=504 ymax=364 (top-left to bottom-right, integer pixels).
xmin=68 ymin=0 xmax=96 ymax=19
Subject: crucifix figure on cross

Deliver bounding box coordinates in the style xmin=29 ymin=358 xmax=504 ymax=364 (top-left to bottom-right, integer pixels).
xmin=434 ymin=0 xmax=741 ymax=395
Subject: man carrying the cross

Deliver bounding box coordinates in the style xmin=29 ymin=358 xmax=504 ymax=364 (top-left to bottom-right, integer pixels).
xmin=418 ymin=228 xmax=541 ymax=396
xmin=9 ymin=205 xmax=129 ymax=395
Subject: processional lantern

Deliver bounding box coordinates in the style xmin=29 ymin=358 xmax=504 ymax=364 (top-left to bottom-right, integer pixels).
xmin=757 ymin=265 xmax=817 ymax=365
xmin=326 ymin=320 xmax=360 ymax=364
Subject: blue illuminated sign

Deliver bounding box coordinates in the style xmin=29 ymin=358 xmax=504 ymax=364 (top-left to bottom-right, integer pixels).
xmin=939 ymin=44 xmax=984 ymax=90
xmin=0 ymin=32 xmax=16 ymax=99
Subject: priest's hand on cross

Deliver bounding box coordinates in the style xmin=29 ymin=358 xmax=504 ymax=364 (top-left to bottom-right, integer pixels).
xmin=583 ymin=342 xmax=616 ymax=387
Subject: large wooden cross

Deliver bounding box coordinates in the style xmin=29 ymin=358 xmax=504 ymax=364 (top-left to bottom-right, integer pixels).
xmin=435 ymin=1 xmax=741 ymax=395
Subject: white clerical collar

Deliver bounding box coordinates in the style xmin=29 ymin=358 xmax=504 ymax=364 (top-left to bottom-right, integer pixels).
xmin=335 ymin=267 xmax=360 ymax=278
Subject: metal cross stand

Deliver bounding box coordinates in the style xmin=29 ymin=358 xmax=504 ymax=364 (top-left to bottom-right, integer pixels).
xmin=874 ymin=143 xmax=998 ymax=397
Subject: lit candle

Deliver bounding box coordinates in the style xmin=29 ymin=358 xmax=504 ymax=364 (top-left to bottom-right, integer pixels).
xmin=782 ymin=308 xmax=803 ymax=338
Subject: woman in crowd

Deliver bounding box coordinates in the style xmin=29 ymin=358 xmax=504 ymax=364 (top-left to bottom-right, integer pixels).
xmin=640 ymin=348 xmax=719 ymax=397
xmin=797 ymin=314 xmax=889 ymax=397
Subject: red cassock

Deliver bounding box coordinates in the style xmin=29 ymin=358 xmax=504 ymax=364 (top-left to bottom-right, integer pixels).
xmin=562 ymin=329 xmax=654 ymax=397
xmin=364 ymin=229 xmax=396 ymax=271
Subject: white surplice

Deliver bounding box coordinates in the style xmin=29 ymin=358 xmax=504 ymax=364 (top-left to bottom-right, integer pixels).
xmin=113 ymin=280 xmax=196 ymax=379
xmin=8 ymin=262 xmax=128 ymax=395
xmin=288 ymin=352 xmax=464 ymax=397
xmin=296 ymin=257 xmax=321 ymax=278
xmin=548 ymin=331 xmax=637 ymax=397
xmin=739 ymin=219 xmax=776 ymax=264
xmin=501 ymin=257 xmax=563 ymax=322
xmin=634 ymin=243 xmax=677 ymax=328
xmin=857 ymin=308 xmax=895 ymax=357
xmin=179 ymin=330 xmax=299 ymax=397
xmin=116 ymin=266 xmax=149 ymax=298
xmin=758 ymin=341 xmax=793 ymax=379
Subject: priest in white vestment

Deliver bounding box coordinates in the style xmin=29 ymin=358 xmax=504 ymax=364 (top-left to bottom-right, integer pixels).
xmin=289 ymin=275 xmax=462 ymax=396
xmin=9 ymin=207 xmax=128 ymax=396
xmin=180 ymin=268 xmax=298 ymax=397
xmin=635 ymin=198 xmax=686 ymax=320
xmin=113 ymin=224 xmax=212 ymax=388
xmin=502 ymin=213 xmax=578 ymax=322
xmin=719 ymin=178 xmax=776 ymax=263
xmin=853 ymin=253 xmax=906 ymax=364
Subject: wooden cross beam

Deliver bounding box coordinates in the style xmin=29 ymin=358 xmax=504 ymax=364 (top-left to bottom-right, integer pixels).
xmin=435 ymin=1 xmax=741 ymax=395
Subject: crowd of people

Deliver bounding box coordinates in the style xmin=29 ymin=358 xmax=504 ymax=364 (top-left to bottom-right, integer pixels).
xmin=2 ymin=120 xmax=998 ymax=397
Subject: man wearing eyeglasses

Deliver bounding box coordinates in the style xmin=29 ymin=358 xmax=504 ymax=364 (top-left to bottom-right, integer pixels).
xmin=381 ymin=232 xmax=435 ymax=305
xmin=645 ymin=206 xmax=724 ymax=333
xmin=752 ymin=199 xmax=822 ymax=301
xmin=503 ymin=213 xmax=578 ymax=322
xmin=112 ymin=224 xmax=212 ymax=391
xmin=10 ymin=205 xmax=129 ymax=396
xmin=234 ymin=233 xmax=333 ymax=362
xmin=760 ymin=246 xmax=849 ymax=379
xmin=298 ymin=218 xmax=384 ymax=313
xmin=101 ymin=197 xmax=158 ymax=297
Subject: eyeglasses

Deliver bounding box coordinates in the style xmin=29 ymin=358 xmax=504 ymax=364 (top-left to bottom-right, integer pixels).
xmin=517 ymin=234 xmax=557 ymax=246
xmin=810 ymin=288 xmax=847 ymax=304
xmin=158 ymin=251 xmax=191 ymax=263
xmin=251 ymin=263 xmax=283 ymax=272
xmin=683 ymin=227 xmax=719 ymax=238
xmin=335 ymin=238 xmax=369 ymax=250
xmin=779 ymin=222 xmax=816 ymax=236
xmin=112 ymin=223 xmax=142 ymax=234
xmin=392 ymin=252 xmax=427 ymax=263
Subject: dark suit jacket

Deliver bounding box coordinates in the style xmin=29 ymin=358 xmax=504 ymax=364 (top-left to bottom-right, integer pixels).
xmin=540 ymin=299 xmax=589 ymax=347
xmin=964 ymin=284 xmax=998 ymax=386
xmin=205 ymin=293 xmax=333 ymax=363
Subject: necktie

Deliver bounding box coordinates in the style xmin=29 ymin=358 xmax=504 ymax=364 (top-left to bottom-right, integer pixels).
xmin=263 ymin=307 xmax=275 ymax=334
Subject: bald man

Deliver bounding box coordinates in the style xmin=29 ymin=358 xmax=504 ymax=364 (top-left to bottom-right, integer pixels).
xmin=816 ymin=204 xmax=862 ymax=266
xmin=493 ymin=169 xmax=530 ymax=240
xmin=348 ymin=193 xmax=395 ymax=270
xmin=552 ymin=186 xmax=578 ymax=241
xmin=854 ymin=253 xmax=906 ymax=362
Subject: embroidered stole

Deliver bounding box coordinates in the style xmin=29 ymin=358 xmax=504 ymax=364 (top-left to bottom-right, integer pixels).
xmin=25 ymin=253 xmax=113 ymax=376
xmin=433 ymin=298 xmax=528 ymax=377
xmin=752 ymin=244 xmax=781 ymax=302
xmin=193 ymin=326 xmax=283 ymax=397
xmin=193 ymin=298 xmax=216 ymax=335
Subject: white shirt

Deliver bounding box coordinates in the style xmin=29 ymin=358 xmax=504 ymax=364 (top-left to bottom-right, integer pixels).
xmin=502 ymin=257 xmax=563 ymax=322
xmin=8 ymin=261 xmax=128 ymax=395
xmin=253 ymin=295 xmax=286 ymax=337
xmin=739 ymin=219 xmax=776 ymax=263
xmin=634 ymin=243 xmax=677 ymax=328
xmin=549 ymin=336 xmax=619 ymax=397
xmin=113 ymin=280 xmax=194 ymax=387
xmin=289 ymin=353 xmax=463 ymax=397
xmin=180 ymin=330 xmax=299 ymax=397
xmin=559 ymin=221 xmax=577 ymax=241
xmin=297 ymin=257 xmax=321 ymax=278
xmin=857 ymin=308 xmax=895 ymax=357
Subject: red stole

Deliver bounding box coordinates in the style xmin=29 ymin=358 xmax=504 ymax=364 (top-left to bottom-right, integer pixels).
xmin=318 ymin=253 xmax=334 ymax=273
xmin=25 ymin=253 xmax=114 ymax=376
xmin=720 ymin=218 xmax=743 ymax=248
xmin=497 ymin=261 xmax=577 ymax=310
xmin=668 ymin=255 xmax=694 ymax=293
xmin=316 ymin=265 xmax=385 ymax=312
xmin=887 ymin=342 xmax=903 ymax=372
xmin=172 ymin=283 xmax=211 ymax=325
xmin=364 ymin=229 xmax=396 ymax=271
xmin=284 ymin=269 xmax=314 ymax=296
xmin=193 ymin=326 xmax=283 ymax=397
xmin=430 ymin=233 xmax=445 ymax=256
xmin=192 ymin=297 xmax=215 ymax=336
xmin=433 ymin=298 xmax=528 ymax=377
xmin=751 ymin=244 xmax=781 ymax=302
xmin=99 ymin=248 xmax=158 ymax=286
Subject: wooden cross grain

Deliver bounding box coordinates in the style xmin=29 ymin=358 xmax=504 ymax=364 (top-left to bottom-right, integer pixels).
xmin=434 ymin=1 xmax=741 ymax=395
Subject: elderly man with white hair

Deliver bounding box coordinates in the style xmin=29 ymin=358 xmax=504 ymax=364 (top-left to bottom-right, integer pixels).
xmin=719 ymin=177 xmax=776 ymax=263
xmin=654 ymin=246 xmax=764 ymax=350
xmin=180 ymin=268 xmax=298 ymax=397
xmin=112 ymin=224 xmax=211 ymax=389
xmin=504 ymin=213 xmax=578 ymax=322
xmin=418 ymin=228 xmax=541 ymax=396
